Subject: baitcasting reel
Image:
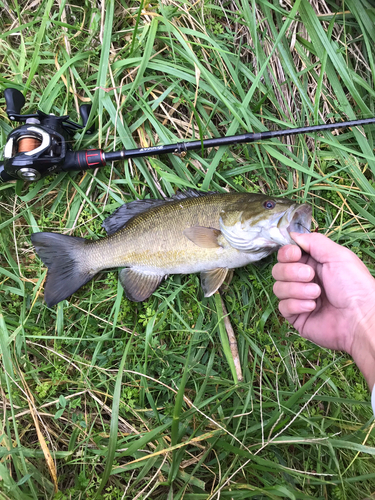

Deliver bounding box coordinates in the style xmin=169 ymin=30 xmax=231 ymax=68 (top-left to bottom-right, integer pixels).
xmin=1 ymin=87 xmax=375 ymax=183
xmin=0 ymin=88 xmax=100 ymax=182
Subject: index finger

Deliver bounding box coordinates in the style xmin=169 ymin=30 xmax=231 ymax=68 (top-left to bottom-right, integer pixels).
xmin=277 ymin=244 xmax=302 ymax=263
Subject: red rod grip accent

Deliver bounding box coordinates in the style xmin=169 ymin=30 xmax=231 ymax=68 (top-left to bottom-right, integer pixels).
xmin=63 ymin=150 xmax=107 ymax=172
xmin=84 ymin=149 xmax=105 ymax=167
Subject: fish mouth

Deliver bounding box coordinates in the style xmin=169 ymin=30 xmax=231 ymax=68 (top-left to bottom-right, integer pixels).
xmin=286 ymin=204 xmax=312 ymax=234
xmin=277 ymin=203 xmax=312 ymax=243
xmin=220 ymin=202 xmax=312 ymax=251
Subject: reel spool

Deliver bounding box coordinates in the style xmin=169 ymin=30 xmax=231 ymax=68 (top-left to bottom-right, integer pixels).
xmin=17 ymin=136 xmax=42 ymax=153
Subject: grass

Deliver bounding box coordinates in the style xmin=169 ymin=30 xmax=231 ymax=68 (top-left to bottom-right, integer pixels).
xmin=0 ymin=0 xmax=375 ymax=498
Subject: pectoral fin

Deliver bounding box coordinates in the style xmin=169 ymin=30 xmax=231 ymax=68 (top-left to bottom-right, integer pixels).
xmin=119 ymin=268 xmax=167 ymax=302
xmin=201 ymin=268 xmax=228 ymax=297
xmin=219 ymin=269 xmax=234 ymax=293
xmin=184 ymin=226 xmax=221 ymax=248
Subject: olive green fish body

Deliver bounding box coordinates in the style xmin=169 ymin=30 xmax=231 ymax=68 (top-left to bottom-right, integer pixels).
xmin=31 ymin=190 xmax=312 ymax=306
xmin=85 ymin=193 xmax=270 ymax=274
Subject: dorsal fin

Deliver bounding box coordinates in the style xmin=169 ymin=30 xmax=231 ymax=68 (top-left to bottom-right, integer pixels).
xmin=102 ymin=199 xmax=167 ymax=235
xmin=102 ymin=190 xmax=219 ymax=235
xmin=170 ymin=189 xmax=217 ymax=200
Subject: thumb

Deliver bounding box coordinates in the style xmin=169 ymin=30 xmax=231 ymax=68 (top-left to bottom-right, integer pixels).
xmin=289 ymin=232 xmax=350 ymax=264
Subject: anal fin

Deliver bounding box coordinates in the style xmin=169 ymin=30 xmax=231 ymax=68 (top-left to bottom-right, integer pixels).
xmin=119 ymin=268 xmax=167 ymax=302
xmin=201 ymin=268 xmax=228 ymax=297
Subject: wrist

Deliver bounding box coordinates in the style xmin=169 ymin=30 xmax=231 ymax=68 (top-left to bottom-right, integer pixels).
xmin=350 ymin=308 xmax=375 ymax=390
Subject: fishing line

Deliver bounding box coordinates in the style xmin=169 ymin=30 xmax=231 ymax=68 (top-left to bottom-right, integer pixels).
xmin=295 ymin=222 xmax=311 ymax=233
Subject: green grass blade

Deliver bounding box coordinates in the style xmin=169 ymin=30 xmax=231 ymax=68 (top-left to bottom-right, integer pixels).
xmin=95 ymin=333 xmax=133 ymax=496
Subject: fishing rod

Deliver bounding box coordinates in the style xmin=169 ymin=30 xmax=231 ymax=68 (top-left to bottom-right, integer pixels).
xmin=1 ymin=87 xmax=375 ymax=183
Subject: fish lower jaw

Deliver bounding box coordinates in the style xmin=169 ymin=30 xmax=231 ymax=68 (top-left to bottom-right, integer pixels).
xmin=257 ymin=227 xmax=292 ymax=247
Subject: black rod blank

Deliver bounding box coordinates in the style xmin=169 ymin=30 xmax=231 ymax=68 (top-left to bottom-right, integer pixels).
xmin=103 ymin=117 xmax=375 ymax=163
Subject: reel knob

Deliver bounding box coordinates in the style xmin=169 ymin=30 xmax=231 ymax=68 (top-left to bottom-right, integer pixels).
xmin=17 ymin=167 xmax=41 ymax=181
xmin=79 ymin=104 xmax=94 ymax=134
xmin=4 ymin=88 xmax=25 ymax=120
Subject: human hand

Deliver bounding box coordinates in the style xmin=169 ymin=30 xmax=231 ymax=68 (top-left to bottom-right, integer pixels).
xmin=272 ymin=233 xmax=375 ymax=389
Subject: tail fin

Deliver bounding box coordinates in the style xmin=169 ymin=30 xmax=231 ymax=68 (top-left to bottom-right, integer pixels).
xmin=31 ymin=232 xmax=95 ymax=307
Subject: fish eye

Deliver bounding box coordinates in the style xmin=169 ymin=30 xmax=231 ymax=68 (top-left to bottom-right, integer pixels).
xmin=263 ymin=200 xmax=276 ymax=209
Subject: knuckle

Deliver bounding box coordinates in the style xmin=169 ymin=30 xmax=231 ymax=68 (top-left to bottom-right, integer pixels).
xmin=278 ymin=299 xmax=289 ymax=317
xmin=271 ymin=264 xmax=280 ymax=279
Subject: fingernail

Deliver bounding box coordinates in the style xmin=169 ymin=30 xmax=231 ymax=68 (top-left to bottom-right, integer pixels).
xmin=298 ymin=267 xmax=311 ymax=280
xmin=304 ymin=283 xmax=320 ymax=297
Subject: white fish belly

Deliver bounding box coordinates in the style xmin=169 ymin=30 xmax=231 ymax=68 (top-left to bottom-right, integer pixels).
xmin=129 ymin=247 xmax=274 ymax=275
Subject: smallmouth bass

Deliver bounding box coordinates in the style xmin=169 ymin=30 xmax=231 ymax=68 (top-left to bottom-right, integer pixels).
xmin=31 ymin=190 xmax=312 ymax=306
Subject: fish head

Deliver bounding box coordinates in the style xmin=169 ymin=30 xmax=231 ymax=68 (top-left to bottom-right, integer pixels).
xmin=219 ymin=197 xmax=312 ymax=254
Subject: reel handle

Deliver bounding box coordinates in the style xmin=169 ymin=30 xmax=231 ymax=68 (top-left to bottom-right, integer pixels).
xmin=0 ymin=162 xmax=13 ymax=182
xmin=4 ymin=88 xmax=25 ymax=120
xmin=79 ymin=104 xmax=94 ymax=134
xmin=79 ymin=104 xmax=91 ymax=126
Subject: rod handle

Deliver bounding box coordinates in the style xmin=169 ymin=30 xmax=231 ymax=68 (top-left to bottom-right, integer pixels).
xmin=62 ymin=150 xmax=106 ymax=171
